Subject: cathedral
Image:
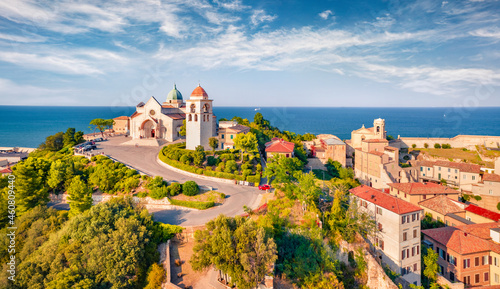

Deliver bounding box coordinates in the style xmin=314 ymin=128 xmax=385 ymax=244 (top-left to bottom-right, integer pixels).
xmin=128 ymin=84 xmax=217 ymax=150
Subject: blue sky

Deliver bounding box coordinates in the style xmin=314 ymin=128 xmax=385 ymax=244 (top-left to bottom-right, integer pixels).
xmin=0 ymin=0 xmax=499 ymax=107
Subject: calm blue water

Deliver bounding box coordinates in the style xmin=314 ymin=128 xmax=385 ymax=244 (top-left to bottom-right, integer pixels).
xmin=1 ymin=106 xmax=499 ymax=148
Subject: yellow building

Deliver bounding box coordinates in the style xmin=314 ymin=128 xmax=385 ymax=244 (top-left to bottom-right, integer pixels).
xmin=112 ymin=116 xmax=130 ymax=135
xmin=217 ymin=121 xmax=250 ymax=150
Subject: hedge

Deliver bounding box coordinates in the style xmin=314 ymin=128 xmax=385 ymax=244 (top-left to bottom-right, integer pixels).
xmin=159 ymin=150 xmax=259 ymax=183
xmin=169 ymin=198 xmax=215 ymax=210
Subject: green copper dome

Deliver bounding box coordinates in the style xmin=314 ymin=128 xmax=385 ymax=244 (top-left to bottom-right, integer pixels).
xmin=166 ymin=84 xmax=183 ymax=101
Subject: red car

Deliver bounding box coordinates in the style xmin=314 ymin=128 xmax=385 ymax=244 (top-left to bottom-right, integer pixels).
xmin=258 ymin=184 xmax=270 ymax=191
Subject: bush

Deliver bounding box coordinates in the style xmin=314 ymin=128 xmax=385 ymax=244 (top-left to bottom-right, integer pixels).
xmin=434 ymin=143 xmax=441 ymax=149
xmin=424 ymin=143 xmax=429 ymax=148
xmin=412 ymin=144 xmax=416 ymax=148
xmin=183 ymin=181 xmax=199 ymax=196
xmin=137 ymin=191 xmax=149 ymax=198
xmin=474 ymin=195 xmax=482 ymax=201
xmin=242 ymin=169 xmax=253 ymax=178
xmin=442 ymin=143 xmax=452 ymax=149
xmin=168 ymin=182 xmax=182 ymax=196
xmin=150 ymin=186 xmax=169 ymax=200
xmin=225 ymin=160 xmax=237 ymax=173
xmin=246 ymin=175 xmax=261 ymax=185
xmin=207 ymin=156 xmax=218 ymax=166
xmin=169 ymin=198 xmax=214 ymax=210
xmin=179 ymin=154 xmax=191 ymax=165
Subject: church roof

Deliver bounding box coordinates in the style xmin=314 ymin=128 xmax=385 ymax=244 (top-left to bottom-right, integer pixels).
xmin=167 ymin=84 xmax=183 ymax=101
xmin=164 ymin=113 xmax=185 ymax=120
xmin=191 ymin=85 xmax=208 ymax=98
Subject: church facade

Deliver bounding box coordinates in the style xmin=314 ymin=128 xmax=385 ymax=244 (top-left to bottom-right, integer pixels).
xmin=128 ymin=84 xmax=217 ymax=149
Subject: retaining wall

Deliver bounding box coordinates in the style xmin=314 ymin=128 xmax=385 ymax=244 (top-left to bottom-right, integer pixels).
xmin=391 ymin=135 xmax=500 ymax=149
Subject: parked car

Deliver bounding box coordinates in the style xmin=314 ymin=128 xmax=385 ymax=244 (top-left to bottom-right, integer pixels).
xmin=258 ymin=184 xmax=270 ymax=191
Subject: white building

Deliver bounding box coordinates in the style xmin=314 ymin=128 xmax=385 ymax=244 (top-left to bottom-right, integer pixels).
xmin=350 ymin=185 xmax=423 ymax=286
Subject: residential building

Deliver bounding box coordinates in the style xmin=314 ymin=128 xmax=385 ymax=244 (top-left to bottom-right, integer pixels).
xmin=350 ymin=185 xmax=422 ymax=286
xmin=465 ymin=204 xmax=500 ymax=224
xmin=307 ymin=135 xmax=348 ymax=167
xmin=418 ymin=195 xmax=467 ymax=225
xmin=112 ymin=116 xmax=130 ymax=135
xmin=423 ymin=222 xmax=500 ymax=287
xmin=265 ymin=138 xmax=295 ymax=159
xmin=417 ymin=160 xmax=481 ymax=189
xmin=217 ymin=122 xmax=250 ymax=150
xmin=388 ymin=182 xmax=460 ymax=206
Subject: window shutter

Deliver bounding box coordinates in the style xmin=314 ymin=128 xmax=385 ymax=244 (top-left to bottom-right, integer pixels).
xmin=464 ymin=260 xmax=467 ymax=269
xmin=417 ymin=245 xmax=419 ymax=255
xmin=482 ymin=256 xmax=485 ymax=266
xmin=490 ymin=256 xmax=493 ymax=265
xmin=402 ymin=250 xmax=405 ymax=260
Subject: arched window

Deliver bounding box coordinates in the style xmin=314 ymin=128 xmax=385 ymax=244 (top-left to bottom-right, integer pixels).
xmin=188 ymin=114 xmax=192 ymax=122
xmin=195 ymin=114 xmax=198 ymax=122
xmin=377 ymin=126 xmax=380 ymax=133
xmin=203 ymin=103 xmax=209 ymax=113
xmin=190 ymin=104 xmax=196 ymax=113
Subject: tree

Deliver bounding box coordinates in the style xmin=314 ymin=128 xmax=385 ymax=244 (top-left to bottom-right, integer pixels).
xmin=209 ymin=137 xmax=219 ymax=155
xmin=253 ymin=112 xmax=264 ymax=126
xmin=182 ymin=181 xmax=199 ymax=196
xmin=434 ymin=143 xmax=441 ymax=149
xmin=67 ymin=176 xmax=93 ymax=216
xmin=75 ymin=131 xmax=84 ymax=144
xmin=234 ymin=132 xmax=258 ymax=160
xmin=144 ymin=263 xmax=165 ymax=289
xmin=47 ymin=159 xmax=67 ymax=193
xmin=263 ymin=154 xmax=303 ymax=184
xmin=179 ymin=120 xmax=186 ymax=136
xmin=39 ymin=131 xmax=64 ymax=151
xmin=63 ymin=128 xmax=76 ymax=147
xmin=190 ymin=215 xmax=277 ymax=289
xmin=12 ymin=157 xmax=51 ymax=215
xmin=423 ymin=247 xmax=439 ymax=287
xmin=89 ymin=118 xmax=115 ymax=137
xmin=424 ymin=143 xmax=429 ymax=148
xmin=193 ymin=151 xmax=206 ymax=167
xmin=295 ymin=171 xmax=321 ymax=205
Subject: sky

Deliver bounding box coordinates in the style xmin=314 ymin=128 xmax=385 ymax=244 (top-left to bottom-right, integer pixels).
xmin=0 ymin=0 xmax=499 ymax=107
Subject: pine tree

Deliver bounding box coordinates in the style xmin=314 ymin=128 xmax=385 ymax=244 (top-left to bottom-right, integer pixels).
xmin=67 ymin=176 xmax=93 ymax=216
xmin=47 ymin=159 xmax=67 ymax=193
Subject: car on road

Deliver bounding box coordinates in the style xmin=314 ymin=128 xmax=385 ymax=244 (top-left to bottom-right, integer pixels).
xmin=258 ymin=184 xmax=270 ymax=190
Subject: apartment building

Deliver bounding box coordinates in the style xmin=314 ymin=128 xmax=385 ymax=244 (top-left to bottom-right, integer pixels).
xmin=418 ymin=160 xmax=481 ymax=189
xmin=217 ymin=121 xmax=250 ymax=150
xmin=350 ymin=185 xmax=422 ymax=286
xmin=388 ymin=182 xmax=460 ymax=206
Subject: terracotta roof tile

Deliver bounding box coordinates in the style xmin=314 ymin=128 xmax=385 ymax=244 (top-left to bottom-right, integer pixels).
xmin=350 ymin=185 xmax=422 ymax=215
xmin=384 ymin=146 xmax=398 ymax=151
xmin=225 ymin=124 xmax=250 ymax=133
xmin=423 ymin=226 xmax=500 ymax=254
xmin=265 ymin=139 xmax=295 ymax=153
xmin=368 ymin=151 xmax=384 ymax=156
xmin=388 ymin=182 xmax=458 ymax=195
xmin=191 ymin=85 xmax=208 ymax=97
xmin=162 ymin=105 xmax=175 ymax=108
xmin=465 ymin=204 xmax=500 ymax=221
xmin=113 ymin=116 xmax=129 ymax=120
xmin=418 ymin=160 xmax=435 ymax=167
xmin=0 ymin=168 xmax=12 ymax=174
xmin=455 ymin=222 xmax=500 ymax=240
xmin=164 ymin=113 xmax=186 ymax=120
xmin=363 ymin=139 xmax=389 ymax=143
xmin=484 ymin=173 xmax=500 ymax=183
xmin=434 ymin=160 xmax=481 ymax=174
xmin=418 ymin=195 xmax=465 ymax=216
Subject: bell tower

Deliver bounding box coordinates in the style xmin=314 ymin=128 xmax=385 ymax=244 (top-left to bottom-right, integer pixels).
xmin=186 ymin=85 xmax=215 ymax=150
xmin=373 ymin=118 xmax=386 ymax=140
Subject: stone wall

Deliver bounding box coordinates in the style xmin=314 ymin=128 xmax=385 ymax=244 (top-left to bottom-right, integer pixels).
xmin=390 ymin=135 xmax=500 ymax=149
xmin=338 ymin=240 xmax=400 ymax=289
xmin=159 ymin=240 xmax=183 ymax=289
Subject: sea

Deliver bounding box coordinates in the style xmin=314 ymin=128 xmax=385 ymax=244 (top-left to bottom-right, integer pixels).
xmin=1 ymin=106 xmax=499 ymax=148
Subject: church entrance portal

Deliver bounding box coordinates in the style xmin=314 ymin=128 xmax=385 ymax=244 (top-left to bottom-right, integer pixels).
xmin=141 ymin=120 xmax=155 ymax=138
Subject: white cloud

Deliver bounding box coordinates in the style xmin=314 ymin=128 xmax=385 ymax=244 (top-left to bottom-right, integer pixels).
xmin=470 ymin=27 xmax=500 ymax=39
xmin=213 ymin=0 xmax=250 ymax=11
xmin=319 ymin=10 xmax=333 ymax=20
xmin=0 ymin=78 xmax=78 ymax=105
xmin=0 ymin=32 xmax=46 ymax=43
xmin=250 ymin=9 xmax=277 ymax=26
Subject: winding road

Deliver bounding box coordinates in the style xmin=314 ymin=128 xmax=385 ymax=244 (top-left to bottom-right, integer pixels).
xmin=96 ymin=136 xmax=263 ymax=227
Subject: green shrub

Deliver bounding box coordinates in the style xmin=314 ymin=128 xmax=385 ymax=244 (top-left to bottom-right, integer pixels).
xmin=168 ymin=182 xmax=182 ymax=196
xmin=179 ymin=154 xmax=191 ymax=165
xmin=256 ymin=164 xmax=262 ymax=172
xmin=442 ymin=143 xmax=452 ymax=149
xmin=412 ymin=144 xmax=416 ymax=148
xmin=242 ymin=169 xmax=252 ymax=178
xmin=182 ymin=181 xmax=199 ymax=196
xmin=169 ymin=198 xmax=214 ymax=210
xmin=207 ymin=156 xmax=218 ymax=166
xmin=225 ymin=160 xmax=237 ymax=173
xmin=246 ymin=175 xmax=261 ymax=185
xmin=424 ymin=143 xmax=429 ymax=148
xmin=434 ymin=143 xmax=441 ymax=149
xmin=474 ymin=195 xmax=482 ymax=201
xmin=136 ymin=191 xmax=149 ymax=198
xmin=150 ymin=186 xmax=169 ymax=199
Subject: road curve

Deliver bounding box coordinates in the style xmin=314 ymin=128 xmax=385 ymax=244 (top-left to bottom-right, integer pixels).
xmin=97 ymin=137 xmax=262 ymax=226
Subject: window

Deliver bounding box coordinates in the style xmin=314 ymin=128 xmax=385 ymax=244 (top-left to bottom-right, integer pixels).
xmin=188 ymin=114 xmax=192 ymax=121
xmin=439 ymin=265 xmax=444 ymax=274
xmin=483 ymin=255 xmax=489 ymax=265
xmin=412 ymin=246 xmax=415 ymax=256
xmin=403 ymin=232 xmax=407 ymax=241
xmin=472 ymin=175 xmax=476 ymax=180
xmin=449 ymin=255 xmax=456 ymax=266
xmin=413 ymin=263 xmax=417 ymax=272
xmin=495 ymin=273 xmax=499 ymax=283
xmin=377 ymin=207 xmax=382 ymax=215
xmin=455 ymin=169 xmax=458 ymax=173
xmin=380 ymin=240 xmax=384 ymax=250
xmin=413 ymin=229 xmax=417 ymax=238
xmin=439 ymin=248 xmax=445 ymax=259
xmin=464 ymin=258 xmax=471 ymax=268
xmin=439 ymin=167 xmax=441 ymax=171
xmin=412 ymin=214 xmax=416 ymax=221
xmin=463 ymin=175 xmax=466 ymax=180
xmin=230 ymin=135 xmax=233 ymax=139
xmin=475 ymin=257 xmax=480 ymax=266
xmin=417 ymin=245 xmax=419 ymax=255
xmin=194 ymin=114 xmax=198 ymax=122
xmin=475 ymin=274 xmax=480 ymax=284
xmin=402 ymin=250 xmax=406 ymax=260
xmin=448 ymin=168 xmax=451 ymax=172
xmin=428 ymin=167 xmax=430 ymax=171
xmin=401 ymin=267 xmax=406 ymax=275
xmin=378 ymin=223 xmax=383 ymax=231
xmin=464 ymin=276 xmax=470 ymax=285
xmin=450 ymin=272 xmax=455 ymax=282
xmin=485 ymin=272 xmax=489 ymax=282
xmin=423 ymin=195 xmax=427 ymax=200
xmin=495 ymin=257 xmax=498 ymax=267
xmin=490 ymin=189 xmax=493 ymax=195
xmin=420 ymin=167 xmax=423 ymax=172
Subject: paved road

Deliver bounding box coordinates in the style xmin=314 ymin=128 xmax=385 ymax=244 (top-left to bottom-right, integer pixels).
xmin=95 ymin=137 xmax=262 ymax=227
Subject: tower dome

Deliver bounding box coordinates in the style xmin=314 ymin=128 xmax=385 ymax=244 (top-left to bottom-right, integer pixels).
xmin=190 ymin=85 xmax=208 ymax=99
xmin=166 ymin=84 xmax=183 ymax=101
